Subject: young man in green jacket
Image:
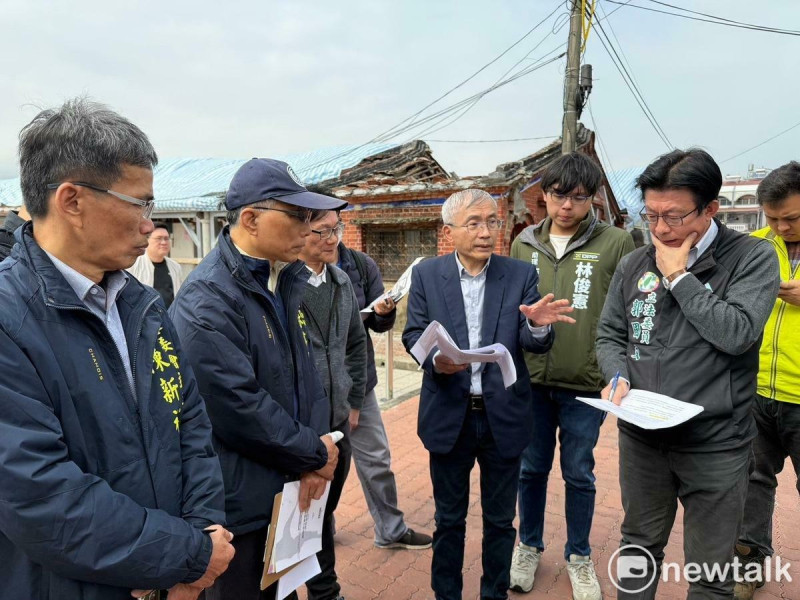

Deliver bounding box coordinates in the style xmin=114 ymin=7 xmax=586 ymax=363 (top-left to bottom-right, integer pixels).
xmin=509 ymin=153 xmax=634 ymax=599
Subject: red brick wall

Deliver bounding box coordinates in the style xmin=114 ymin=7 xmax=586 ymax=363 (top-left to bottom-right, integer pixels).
xmin=339 ymin=190 xmax=518 ymax=256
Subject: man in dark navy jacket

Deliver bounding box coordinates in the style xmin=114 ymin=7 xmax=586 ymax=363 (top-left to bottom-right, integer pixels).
xmin=170 ymin=158 xmax=347 ymax=600
xmin=0 ymin=98 xmax=234 ymax=600
xmin=403 ymin=189 xmax=574 ymax=600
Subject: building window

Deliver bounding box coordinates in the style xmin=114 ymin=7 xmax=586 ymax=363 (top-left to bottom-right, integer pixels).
xmin=364 ymin=227 xmax=438 ymax=279
xmin=717 ymin=195 xmax=731 ymax=206
xmin=737 ymin=194 xmax=757 ymax=206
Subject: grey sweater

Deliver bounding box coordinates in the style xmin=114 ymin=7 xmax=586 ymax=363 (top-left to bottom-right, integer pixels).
xmin=302 ymin=264 xmax=368 ymax=428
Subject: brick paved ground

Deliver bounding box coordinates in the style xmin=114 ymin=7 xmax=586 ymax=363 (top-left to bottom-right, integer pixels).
xmin=301 ymin=394 xmax=799 ymax=600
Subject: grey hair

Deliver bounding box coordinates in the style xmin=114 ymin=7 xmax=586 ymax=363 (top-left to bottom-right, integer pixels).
xmin=227 ymin=199 xmax=273 ymax=227
xmin=18 ymin=97 xmax=158 ymax=219
xmin=441 ymin=189 xmax=497 ymax=225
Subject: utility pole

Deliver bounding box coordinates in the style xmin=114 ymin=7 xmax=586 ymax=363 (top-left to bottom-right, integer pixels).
xmin=562 ymin=0 xmax=583 ymax=154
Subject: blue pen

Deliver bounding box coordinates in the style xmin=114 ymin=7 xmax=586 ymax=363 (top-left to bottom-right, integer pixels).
xmin=608 ymin=370 xmax=621 ymax=403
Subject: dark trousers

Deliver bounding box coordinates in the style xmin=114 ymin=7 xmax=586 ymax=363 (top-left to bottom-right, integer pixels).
xmin=206 ymin=424 xmax=350 ymax=600
xmin=204 ymin=525 xmax=297 ymax=600
xmin=306 ymin=420 xmax=351 ymax=600
xmin=616 ymin=431 xmax=750 ymax=600
xmin=518 ymin=385 xmax=605 ymax=559
xmin=429 ymin=409 xmax=522 ymax=600
xmin=739 ymin=394 xmax=800 ymax=556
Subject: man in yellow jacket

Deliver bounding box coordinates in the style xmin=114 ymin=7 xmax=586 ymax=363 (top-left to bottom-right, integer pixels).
xmin=735 ymin=161 xmax=800 ymax=600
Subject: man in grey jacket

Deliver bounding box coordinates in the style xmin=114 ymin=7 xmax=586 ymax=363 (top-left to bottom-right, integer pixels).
xmin=299 ymin=208 xmax=367 ymax=600
xmin=596 ymin=148 xmax=780 ymax=599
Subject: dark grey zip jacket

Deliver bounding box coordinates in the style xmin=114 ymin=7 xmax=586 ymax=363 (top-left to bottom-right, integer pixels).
xmin=302 ymin=264 xmax=368 ymax=427
xmin=596 ymin=220 xmax=780 ymax=451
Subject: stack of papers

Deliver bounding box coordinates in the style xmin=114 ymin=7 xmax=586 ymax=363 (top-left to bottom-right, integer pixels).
xmin=576 ymin=389 xmax=704 ymax=429
xmin=261 ymin=480 xmax=330 ymax=599
xmin=409 ymin=320 xmax=517 ymax=388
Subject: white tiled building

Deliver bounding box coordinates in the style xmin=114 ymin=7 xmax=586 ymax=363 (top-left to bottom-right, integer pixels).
xmin=716 ymin=166 xmax=771 ymax=233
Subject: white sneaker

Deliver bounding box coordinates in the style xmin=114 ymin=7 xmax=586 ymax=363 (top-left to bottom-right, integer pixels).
xmin=509 ymin=543 xmax=542 ymax=593
xmin=567 ymin=554 xmax=602 ymax=600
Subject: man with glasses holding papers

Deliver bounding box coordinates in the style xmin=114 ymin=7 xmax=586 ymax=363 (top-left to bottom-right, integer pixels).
xmin=403 ymin=189 xmax=573 ymax=600
xmin=596 ymin=149 xmax=780 ymax=599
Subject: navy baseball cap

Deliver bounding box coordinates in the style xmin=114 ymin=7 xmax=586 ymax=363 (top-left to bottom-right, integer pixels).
xmin=225 ymin=158 xmax=347 ymax=211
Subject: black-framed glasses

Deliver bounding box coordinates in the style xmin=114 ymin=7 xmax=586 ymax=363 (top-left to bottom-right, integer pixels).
xmin=639 ymin=208 xmax=699 ymax=227
xmin=549 ymin=191 xmax=593 ymax=205
xmin=447 ymin=218 xmax=505 ymax=233
xmin=47 ymin=181 xmax=156 ymax=219
xmin=311 ymin=222 xmax=345 ymax=241
xmin=249 ymin=206 xmax=313 ymax=223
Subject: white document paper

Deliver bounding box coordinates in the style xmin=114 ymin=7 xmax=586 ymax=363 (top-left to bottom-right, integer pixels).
xmin=576 ymin=389 xmax=704 ymax=430
xmin=361 ymin=256 xmax=425 ymax=313
xmin=271 ymin=480 xmax=330 ymax=573
xmin=276 ymin=555 xmax=321 ymax=600
xmin=409 ymin=320 xmax=517 ymax=388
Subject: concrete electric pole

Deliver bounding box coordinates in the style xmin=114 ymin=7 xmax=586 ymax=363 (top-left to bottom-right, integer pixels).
xmin=561 ymin=0 xmax=584 ymax=154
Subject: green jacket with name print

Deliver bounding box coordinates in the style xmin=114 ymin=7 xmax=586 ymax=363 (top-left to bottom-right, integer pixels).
xmin=510 ymin=213 xmax=634 ymax=392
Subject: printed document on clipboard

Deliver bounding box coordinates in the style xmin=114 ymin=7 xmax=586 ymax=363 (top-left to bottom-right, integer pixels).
xmin=261 ymin=480 xmax=330 ymax=592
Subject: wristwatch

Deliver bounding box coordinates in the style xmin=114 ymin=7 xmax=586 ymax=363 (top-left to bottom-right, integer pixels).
xmin=662 ymin=269 xmax=687 ymax=290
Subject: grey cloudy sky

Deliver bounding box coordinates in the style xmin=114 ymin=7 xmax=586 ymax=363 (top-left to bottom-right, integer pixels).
xmin=1 ymin=0 xmax=797 ymax=181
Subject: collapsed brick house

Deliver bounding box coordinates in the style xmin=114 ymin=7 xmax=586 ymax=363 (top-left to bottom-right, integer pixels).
xmin=324 ymin=125 xmax=624 ymax=279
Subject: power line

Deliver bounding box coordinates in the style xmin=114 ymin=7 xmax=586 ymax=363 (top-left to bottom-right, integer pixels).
xmin=426 ymin=136 xmax=558 ymax=143
xmin=303 ymin=45 xmax=566 ymax=174
xmin=605 ymin=0 xmax=800 ymax=36
xmin=590 ymin=17 xmax=673 ymax=148
xmin=721 ymin=119 xmax=800 ymax=164
xmin=302 ymin=1 xmax=566 ymax=173
xmin=596 ymin=2 xmax=641 ymax=91
xmin=399 ymin=48 xmax=566 ymax=142
xmin=643 ymin=0 xmax=800 ymax=35
xmin=409 ymin=20 xmax=566 ymax=142
xmin=586 ymin=100 xmax=618 ymax=180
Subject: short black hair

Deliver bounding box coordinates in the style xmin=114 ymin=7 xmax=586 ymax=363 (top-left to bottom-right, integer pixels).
xmin=150 ymin=221 xmax=170 ymax=233
xmin=636 ymin=148 xmax=722 ymax=211
xmin=757 ymin=162 xmax=800 ymax=207
xmin=540 ymin=152 xmax=603 ymax=196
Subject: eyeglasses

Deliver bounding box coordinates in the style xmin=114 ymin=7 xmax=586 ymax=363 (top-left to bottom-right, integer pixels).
xmin=447 ymin=218 xmax=505 ymax=233
xmin=549 ymin=191 xmax=593 ymax=205
xmin=249 ymin=206 xmax=313 ymax=223
xmin=46 ymin=181 xmax=156 ymax=219
xmin=310 ymin=222 xmax=345 ymax=241
xmin=150 ymin=235 xmax=171 ymax=243
xmin=639 ymin=208 xmax=699 ymax=227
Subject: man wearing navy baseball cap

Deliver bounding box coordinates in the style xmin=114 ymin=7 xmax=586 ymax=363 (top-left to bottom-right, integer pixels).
xmin=170 ymin=158 xmax=348 ymax=600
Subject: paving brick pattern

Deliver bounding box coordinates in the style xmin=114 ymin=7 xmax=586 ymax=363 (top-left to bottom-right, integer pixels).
xmin=300 ymin=395 xmax=799 ymax=600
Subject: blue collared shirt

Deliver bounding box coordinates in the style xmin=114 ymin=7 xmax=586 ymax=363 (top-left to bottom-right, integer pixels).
xmin=441 ymin=252 xmax=549 ymax=395
xmin=454 ymin=252 xmax=491 ymax=395
xmin=45 ymin=251 xmax=133 ymax=389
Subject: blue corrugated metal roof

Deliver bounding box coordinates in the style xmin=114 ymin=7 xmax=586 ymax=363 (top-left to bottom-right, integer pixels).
xmin=607 ymin=167 xmax=644 ymax=225
xmin=0 ymin=142 xmax=399 ymax=212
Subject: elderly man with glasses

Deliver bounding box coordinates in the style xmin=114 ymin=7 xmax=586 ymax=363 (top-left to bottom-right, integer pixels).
xmin=170 ymin=158 xmax=347 ymax=600
xmin=297 ymin=209 xmax=367 ymax=600
xmin=0 ymin=98 xmax=235 ymax=600
xmin=403 ymin=189 xmax=574 ymax=600
xmin=596 ymin=149 xmax=780 ymax=599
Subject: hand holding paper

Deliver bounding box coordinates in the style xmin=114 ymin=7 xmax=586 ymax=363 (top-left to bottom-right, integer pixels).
xmin=578 ymin=389 xmax=703 ymax=429
xmin=361 ymin=257 xmax=425 ymax=313
xmin=410 ymin=320 xmax=517 ymax=388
